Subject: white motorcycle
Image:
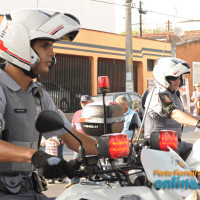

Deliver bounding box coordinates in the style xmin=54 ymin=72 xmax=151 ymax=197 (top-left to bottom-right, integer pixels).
xmin=35 ymin=110 xmax=200 ymax=200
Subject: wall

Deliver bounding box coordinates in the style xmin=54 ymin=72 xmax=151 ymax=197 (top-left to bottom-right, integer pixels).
xmin=176 ymin=39 xmax=200 ymax=98
xmin=54 ymin=28 xmax=171 ymax=96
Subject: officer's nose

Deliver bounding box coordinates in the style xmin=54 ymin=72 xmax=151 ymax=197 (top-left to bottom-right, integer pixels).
xmin=49 ymin=47 xmax=55 ymax=57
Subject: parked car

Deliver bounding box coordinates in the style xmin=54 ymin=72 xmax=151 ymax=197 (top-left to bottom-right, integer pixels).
xmin=91 ymin=91 xmax=141 ymax=111
xmin=40 ymin=81 xmax=70 ymax=113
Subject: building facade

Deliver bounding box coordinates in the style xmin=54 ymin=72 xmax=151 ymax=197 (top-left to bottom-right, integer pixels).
xmin=53 ymin=28 xmax=171 ymax=94
xmin=176 ymin=38 xmax=200 ymax=98
xmin=0 ymin=16 xmax=171 ymax=112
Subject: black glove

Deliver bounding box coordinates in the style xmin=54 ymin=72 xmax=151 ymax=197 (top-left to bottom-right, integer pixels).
xmin=196 ymin=120 xmax=200 ymax=128
xmin=31 ymin=150 xmax=79 ymax=179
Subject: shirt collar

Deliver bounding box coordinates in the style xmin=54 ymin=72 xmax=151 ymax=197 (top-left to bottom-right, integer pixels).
xmin=0 ymin=69 xmax=39 ymax=94
xmin=125 ymin=106 xmax=131 ymax=115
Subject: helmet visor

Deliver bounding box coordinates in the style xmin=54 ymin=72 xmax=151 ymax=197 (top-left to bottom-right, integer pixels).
xmin=166 ymin=76 xmax=180 ymax=81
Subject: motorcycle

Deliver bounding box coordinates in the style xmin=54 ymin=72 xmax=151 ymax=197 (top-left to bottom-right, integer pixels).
xmin=35 ymin=110 xmax=199 ymax=200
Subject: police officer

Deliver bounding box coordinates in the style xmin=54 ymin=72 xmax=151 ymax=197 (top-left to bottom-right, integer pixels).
xmin=144 ymin=57 xmax=200 ymax=157
xmin=0 ymin=9 xmax=98 ymax=199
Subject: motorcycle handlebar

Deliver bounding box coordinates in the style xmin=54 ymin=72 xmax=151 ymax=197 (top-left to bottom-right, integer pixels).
xmin=71 ymin=155 xmax=144 ymax=187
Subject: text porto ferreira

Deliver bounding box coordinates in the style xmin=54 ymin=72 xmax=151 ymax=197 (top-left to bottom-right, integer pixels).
xmin=154 ymin=169 xmax=200 ymax=189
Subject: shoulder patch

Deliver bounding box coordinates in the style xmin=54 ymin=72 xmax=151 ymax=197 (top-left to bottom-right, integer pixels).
xmin=163 ymin=94 xmax=173 ymax=103
xmin=158 ymin=91 xmax=177 ymax=118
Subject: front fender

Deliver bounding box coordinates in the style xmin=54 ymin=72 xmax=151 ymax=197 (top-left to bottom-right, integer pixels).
xmin=56 ymin=184 xmax=157 ymax=200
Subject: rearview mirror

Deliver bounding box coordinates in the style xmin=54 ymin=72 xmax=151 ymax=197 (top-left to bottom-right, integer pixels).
xmin=35 ymin=110 xmax=64 ymax=132
xmin=128 ymin=113 xmax=138 ymax=130
xmin=35 ymin=110 xmax=86 ymax=162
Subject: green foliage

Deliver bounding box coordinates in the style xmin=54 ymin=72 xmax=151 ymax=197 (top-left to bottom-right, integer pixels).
xmin=121 ymin=28 xmax=163 ymax=35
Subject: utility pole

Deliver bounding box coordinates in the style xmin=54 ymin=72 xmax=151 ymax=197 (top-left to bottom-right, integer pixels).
xmin=139 ymin=1 xmax=142 ymax=38
xmin=125 ymin=0 xmax=133 ymax=92
xmin=138 ymin=1 xmax=147 ymax=38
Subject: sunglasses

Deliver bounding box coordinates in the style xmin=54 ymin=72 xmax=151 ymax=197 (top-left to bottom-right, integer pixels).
xmin=167 ymin=76 xmax=180 ymax=81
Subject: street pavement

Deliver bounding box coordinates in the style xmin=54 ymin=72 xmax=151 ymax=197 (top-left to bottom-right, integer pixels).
xmin=43 ymin=126 xmax=200 ymax=199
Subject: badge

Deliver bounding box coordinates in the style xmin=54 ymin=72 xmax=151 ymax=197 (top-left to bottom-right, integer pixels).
xmin=14 ymin=109 xmax=27 ymax=113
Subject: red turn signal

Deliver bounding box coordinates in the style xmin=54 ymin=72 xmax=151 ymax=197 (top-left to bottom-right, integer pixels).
xmin=159 ymin=130 xmax=178 ymax=151
xmin=109 ymin=133 xmax=129 ymax=159
xmin=150 ymin=130 xmax=178 ymax=151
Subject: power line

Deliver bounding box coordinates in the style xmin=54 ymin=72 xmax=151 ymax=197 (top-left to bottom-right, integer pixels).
xmin=90 ymin=0 xmax=195 ymax=22
xmin=90 ymin=0 xmax=135 ymax=8
xmin=147 ymin=10 xmax=193 ymax=21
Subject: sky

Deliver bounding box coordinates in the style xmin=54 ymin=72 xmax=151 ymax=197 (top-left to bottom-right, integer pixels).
xmin=116 ymin=0 xmax=200 ymax=33
xmin=0 ymin=0 xmax=117 ymax=33
xmin=0 ymin=0 xmax=199 ymax=34
xmin=137 ymin=0 xmax=199 ymax=24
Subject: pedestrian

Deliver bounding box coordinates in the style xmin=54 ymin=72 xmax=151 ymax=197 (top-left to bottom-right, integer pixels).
xmin=191 ymin=83 xmax=200 ymax=132
xmin=57 ymin=137 xmax=67 ymax=183
xmin=144 ymin=57 xmax=200 ymax=158
xmin=65 ymin=95 xmax=93 ymax=188
xmin=0 ymin=8 xmax=99 ymax=199
xmin=41 ymin=136 xmax=60 ymax=184
xmin=55 ymin=109 xmax=67 ymax=183
xmin=116 ymin=95 xmax=142 ymax=144
xmin=191 ymin=83 xmax=200 ymax=103
xmin=194 ymin=96 xmax=200 ymax=132
xmin=57 ymin=137 xmax=64 ymax=159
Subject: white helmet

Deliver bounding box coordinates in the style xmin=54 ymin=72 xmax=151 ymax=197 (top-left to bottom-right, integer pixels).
xmin=0 ymin=8 xmax=80 ymax=73
xmin=153 ymin=57 xmax=191 ymax=89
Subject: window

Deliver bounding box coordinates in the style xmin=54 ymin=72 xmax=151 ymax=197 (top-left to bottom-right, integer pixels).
xmin=147 ymin=59 xmax=154 ymax=71
xmin=193 ymin=62 xmax=200 ymax=85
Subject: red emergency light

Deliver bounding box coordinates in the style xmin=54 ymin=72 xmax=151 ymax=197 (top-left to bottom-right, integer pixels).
xmin=98 ymin=76 xmax=110 ymax=93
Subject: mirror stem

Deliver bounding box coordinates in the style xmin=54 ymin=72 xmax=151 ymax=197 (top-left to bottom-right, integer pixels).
xmin=63 ymin=127 xmax=85 ymax=163
xmin=136 ymin=86 xmax=155 ymax=143
xmin=128 ymin=129 xmax=135 ymax=161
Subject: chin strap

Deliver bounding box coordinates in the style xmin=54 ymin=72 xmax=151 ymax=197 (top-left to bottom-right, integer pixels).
xmin=23 ymin=56 xmax=56 ymax=78
xmin=11 ymin=62 xmax=39 ymax=79
xmin=49 ymin=56 xmax=56 ymax=70
xmin=22 ymin=69 xmax=39 ymax=79
xmin=12 ymin=55 xmax=56 ymax=79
